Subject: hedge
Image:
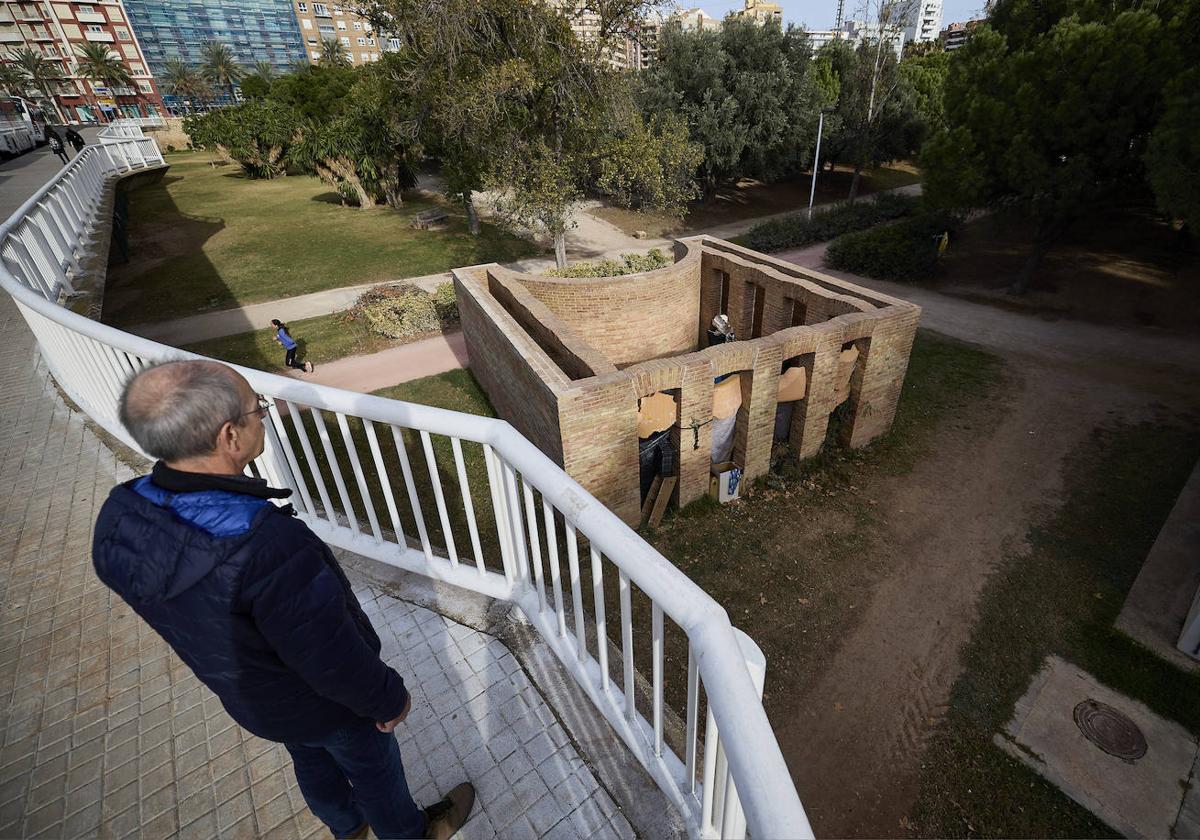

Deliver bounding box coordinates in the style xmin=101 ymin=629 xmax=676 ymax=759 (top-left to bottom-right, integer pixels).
xmin=825 ymin=211 xmax=959 ymax=283
xmin=545 ymin=248 xmax=671 ymax=278
xmin=742 ymin=192 xmax=918 ymax=253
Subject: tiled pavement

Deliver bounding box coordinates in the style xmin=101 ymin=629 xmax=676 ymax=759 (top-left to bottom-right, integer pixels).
xmin=0 ymin=150 xmax=634 ymax=839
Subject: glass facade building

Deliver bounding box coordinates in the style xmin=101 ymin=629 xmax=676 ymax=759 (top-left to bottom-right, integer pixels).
xmin=122 ymin=0 xmax=307 ymax=79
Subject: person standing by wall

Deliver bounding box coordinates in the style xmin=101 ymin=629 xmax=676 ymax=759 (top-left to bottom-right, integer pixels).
xmin=92 ymin=361 xmax=476 ymax=839
xmin=47 ymin=129 xmax=69 ymax=165
xmin=272 ymin=318 xmax=313 ymax=373
xmin=65 ymin=126 xmax=85 ymax=156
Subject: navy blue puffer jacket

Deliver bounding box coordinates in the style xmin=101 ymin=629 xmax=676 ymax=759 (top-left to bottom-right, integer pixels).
xmin=93 ymin=467 xmax=409 ymax=743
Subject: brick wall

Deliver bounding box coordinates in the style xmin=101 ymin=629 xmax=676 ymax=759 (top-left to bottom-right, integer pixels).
xmin=456 ymin=238 xmax=920 ymax=526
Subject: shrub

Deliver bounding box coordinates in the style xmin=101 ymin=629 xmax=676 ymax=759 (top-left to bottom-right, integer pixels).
xmin=825 ymin=211 xmax=960 ymax=282
xmin=353 ymin=285 xmax=440 ymax=339
xmin=432 ymin=281 xmax=458 ymax=324
xmin=182 ymin=102 xmax=299 ymax=178
xmin=742 ymin=193 xmax=919 ymax=253
xmin=546 ymin=248 xmax=671 ymax=278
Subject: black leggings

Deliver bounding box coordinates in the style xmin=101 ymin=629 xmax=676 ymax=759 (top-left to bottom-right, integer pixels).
xmin=285 ymin=347 xmax=305 ymax=369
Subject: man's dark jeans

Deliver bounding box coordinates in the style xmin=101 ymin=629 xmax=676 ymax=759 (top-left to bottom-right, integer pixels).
xmin=285 ymin=717 xmax=426 ymax=839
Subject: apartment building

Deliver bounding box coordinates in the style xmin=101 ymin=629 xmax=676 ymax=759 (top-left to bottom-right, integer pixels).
xmin=939 ymin=18 xmax=982 ymax=50
xmin=292 ymin=1 xmax=397 ymax=66
xmin=0 ymin=0 xmax=163 ymax=123
xmin=670 ymin=7 xmax=723 ymax=33
xmin=121 ymin=0 xmax=306 ymax=79
xmin=732 ymin=0 xmax=783 ymax=25
xmin=904 ymin=0 xmax=943 ymax=43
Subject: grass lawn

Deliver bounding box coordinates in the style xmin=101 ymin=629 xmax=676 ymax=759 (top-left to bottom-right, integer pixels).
xmin=938 ymin=201 xmax=1200 ymax=332
xmin=591 ymin=163 xmax=921 ymax=239
xmin=104 ymin=152 xmax=538 ymax=326
xmin=911 ymin=419 xmax=1200 ymax=837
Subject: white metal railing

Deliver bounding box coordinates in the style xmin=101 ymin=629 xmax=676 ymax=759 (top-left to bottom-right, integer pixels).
xmin=0 ymin=126 xmax=813 ymax=840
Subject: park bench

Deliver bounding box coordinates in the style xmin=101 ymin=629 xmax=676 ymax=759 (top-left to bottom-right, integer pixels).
xmin=411 ymin=207 xmax=449 ymax=230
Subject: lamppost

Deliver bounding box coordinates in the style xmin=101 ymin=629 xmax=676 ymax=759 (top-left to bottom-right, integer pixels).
xmin=808 ymin=107 xmax=834 ymax=219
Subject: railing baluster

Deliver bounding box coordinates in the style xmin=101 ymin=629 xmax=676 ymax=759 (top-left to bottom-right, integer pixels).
xmin=522 ymin=480 xmax=546 ymax=613
xmin=502 ymin=460 xmax=528 ymax=583
xmin=591 ymin=546 xmax=609 ymax=694
xmin=312 ymin=409 xmax=360 ymax=535
xmin=566 ymin=522 xmax=587 ymax=660
xmin=364 ymin=420 xmax=404 ymax=545
xmin=451 ymin=438 xmax=484 ymax=574
xmin=419 ymin=430 xmax=457 ymax=565
xmin=652 ymin=603 xmax=664 ymax=757
xmin=686 ymin=645 xmax=700 ymax=795
xmin=337 ymin=413 xmax=382 ymax=542
xmin=701 ymin=706 xmax=720 ymax=835
xmin=483 ymin=444 xmax=514 ymax=582
xmin=619 ymin=570 xmax=635 ymax=723
xmin=544 ymin=500 xmax=568 ymax=639
xmin=266 ymin=402 xmax=314 ymax=516
xmin=389 ymin=425 xmax=432 ymax=562
xmin=288 ymin=403 xmax=335 ymax=525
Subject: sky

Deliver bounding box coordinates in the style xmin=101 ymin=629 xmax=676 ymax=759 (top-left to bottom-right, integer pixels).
xmin=692 ymin=0 xmax=990 ymax=31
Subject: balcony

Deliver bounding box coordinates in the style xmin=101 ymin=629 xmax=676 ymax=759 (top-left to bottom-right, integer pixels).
xmin=76 ymin=10 xmax=106 ymax=22
xmin=0 ymin=29 xmax=21 ymax=43
xmin=83 ymin=28 xmax=114 ymax=41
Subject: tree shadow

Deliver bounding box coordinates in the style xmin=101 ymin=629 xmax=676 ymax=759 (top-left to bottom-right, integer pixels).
xmin=100 ymin=175 xmax=229 ymax=329
xmin=311 ymin=191 xmax=346 ymax=206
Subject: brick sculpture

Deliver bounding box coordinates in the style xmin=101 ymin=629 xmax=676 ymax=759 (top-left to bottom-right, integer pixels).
xmin=454 ymin=236 xmax=922 ymax=525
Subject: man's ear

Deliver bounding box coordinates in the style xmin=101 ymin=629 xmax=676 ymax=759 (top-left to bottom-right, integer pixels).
xmin=216 ymin=420 xmax=238 ymax=452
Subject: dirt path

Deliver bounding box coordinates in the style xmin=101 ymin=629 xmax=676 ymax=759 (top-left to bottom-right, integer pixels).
xmin=771 ymin=253 xmax=1200 ymax=837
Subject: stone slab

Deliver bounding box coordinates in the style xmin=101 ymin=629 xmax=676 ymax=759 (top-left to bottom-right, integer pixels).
xmin=1115 ymin=458 xmax=1200 ymax=671
xmin=994 ymin=656 xmax=1198 ymax=839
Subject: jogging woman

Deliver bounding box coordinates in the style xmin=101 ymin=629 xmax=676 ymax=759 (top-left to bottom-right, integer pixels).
xmin=271 ymin=319 xmax=313 ymax=373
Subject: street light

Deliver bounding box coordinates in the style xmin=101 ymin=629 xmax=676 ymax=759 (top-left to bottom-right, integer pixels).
xmin=807 ymin=107 xmax=835 ymax=219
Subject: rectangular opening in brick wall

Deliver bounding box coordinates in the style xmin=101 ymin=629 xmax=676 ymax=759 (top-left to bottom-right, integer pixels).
xmin=777 ymin=353 xmax=813 ymax=443
xmin=730 ymin=370 xmax=754 ymax=470
xmin=719 ymin=270 xmax=730 ymax=315
xmin=639 ymin=388 xmax=680 ymax=507
xmin=790 ymin=297 xmax=807 ymax=327
xmin=837 ymin=337 xmax=872 ymax=447
xmin=751 ymin=284 xmax=766 ymax=338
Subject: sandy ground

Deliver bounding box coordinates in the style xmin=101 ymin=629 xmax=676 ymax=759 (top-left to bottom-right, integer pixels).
xmin=771 ymin=249 xmax=1200 ymax=837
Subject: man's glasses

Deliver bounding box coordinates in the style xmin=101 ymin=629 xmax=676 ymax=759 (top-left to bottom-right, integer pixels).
xmin=241 ymin=395 xmax=274 ymax=419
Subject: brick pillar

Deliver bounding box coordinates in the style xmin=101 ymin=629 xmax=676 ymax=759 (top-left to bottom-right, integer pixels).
xmin=559 ymin=381 xmax=641 ymax=525
xmin=676 ymin=359 xmax=715 ymax=507
xmin=790 ymin=332 xmax=843 ymax=459
xmin=742 ymin=344 xmax=783 ymax=482
xmin=843 ymin=308 xmax=921 ymax=449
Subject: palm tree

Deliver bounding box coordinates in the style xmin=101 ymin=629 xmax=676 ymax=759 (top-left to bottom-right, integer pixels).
xmin=0 ymin=63 xmax=24 ymax=97
xmin=250 ymin=60 xmax=275 ymax=83
xmin=199 ymin=41 xmax=243 ymax=104
xmin=7 ymin=47 xmax=68 ymax=123
xmin=73 ymin=42 xmax=134 ymax=122
xmin=161 ymin=58 xmax=211 ymax=107
xmin=317 ymin=37 xmax=351 ymax=69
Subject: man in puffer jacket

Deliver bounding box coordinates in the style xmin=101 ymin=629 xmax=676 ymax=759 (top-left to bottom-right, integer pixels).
xmin=92 ymin=360 xmax=474 ymax=839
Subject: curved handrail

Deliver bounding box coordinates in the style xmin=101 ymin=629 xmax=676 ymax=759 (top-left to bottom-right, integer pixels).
xmin=0 ymin=123 xmax=812 ymax=840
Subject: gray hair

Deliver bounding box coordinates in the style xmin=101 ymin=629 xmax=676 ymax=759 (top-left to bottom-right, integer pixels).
xmin=119 ymin=361 xmax=248 ymax=461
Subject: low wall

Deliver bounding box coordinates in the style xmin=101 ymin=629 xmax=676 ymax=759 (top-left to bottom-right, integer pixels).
xmin=502 ymin=242 xmax=703 ymax=367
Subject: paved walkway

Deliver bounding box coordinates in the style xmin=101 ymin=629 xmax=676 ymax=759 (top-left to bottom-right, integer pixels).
xmin=285 ymin=331 xmax=470 ymax=394
xmin=0 ymin=141 xmax=634 ymax=839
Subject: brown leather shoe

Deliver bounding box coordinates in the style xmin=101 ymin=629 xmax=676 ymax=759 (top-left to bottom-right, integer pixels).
xmin=424 ymin=782 xmax=475 ymax=840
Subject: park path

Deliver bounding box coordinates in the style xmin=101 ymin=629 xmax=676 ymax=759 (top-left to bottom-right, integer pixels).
xmin=282 ymin=330 xmax=469 ymax=393
xmin=131 ymin=183 xmax=923 ymax=348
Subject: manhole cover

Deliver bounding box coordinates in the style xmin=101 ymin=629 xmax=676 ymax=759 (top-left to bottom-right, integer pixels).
xmin=1073 ymin=699 xmax=1147 ymax=762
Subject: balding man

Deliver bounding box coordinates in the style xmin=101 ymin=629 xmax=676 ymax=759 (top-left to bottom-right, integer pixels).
xmin=93 ymin=361 xmax=474 ymax=839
